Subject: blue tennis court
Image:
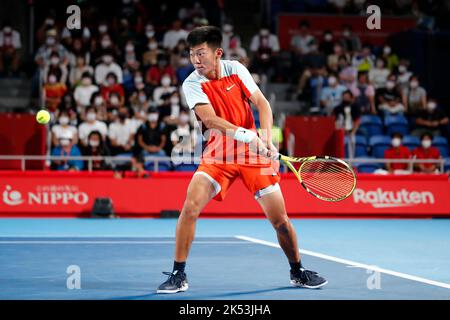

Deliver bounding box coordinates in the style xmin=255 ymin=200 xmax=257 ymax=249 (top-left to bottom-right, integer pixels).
xmin=1 ymin=218 xmax=449 ymax=300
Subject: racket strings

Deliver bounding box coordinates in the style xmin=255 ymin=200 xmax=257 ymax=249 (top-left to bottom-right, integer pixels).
xmin=299 ymin=160 xmax=355 ymax=200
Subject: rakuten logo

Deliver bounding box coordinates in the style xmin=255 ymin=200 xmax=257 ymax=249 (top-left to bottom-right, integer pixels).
xmin=353 ymin=188 xmax=435 ymax=208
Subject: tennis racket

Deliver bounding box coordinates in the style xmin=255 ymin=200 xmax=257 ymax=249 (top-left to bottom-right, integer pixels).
xmin=278 ymin=155 xmax=356 ymax=202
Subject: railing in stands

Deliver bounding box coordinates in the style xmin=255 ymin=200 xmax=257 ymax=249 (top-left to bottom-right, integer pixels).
xmin=0 ymin=155 xmax=446 ymax=173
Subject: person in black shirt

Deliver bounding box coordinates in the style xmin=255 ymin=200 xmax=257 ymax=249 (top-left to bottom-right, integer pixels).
xmin=412 ymin=99 xmax=449 ymax=138
xmin=376 ymin=75 xmax=405 ymax=115
xmin=82 ymin=130 xmax=111 ymax=171
xmin=132 ymin=107 xmax=167 ymax=176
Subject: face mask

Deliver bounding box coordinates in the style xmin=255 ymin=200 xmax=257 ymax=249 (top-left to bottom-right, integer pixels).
xmin=3 ymin=27 xmax=12 ymax=33
xmin=46 ymin=37 xmax=56 ymax=46
xmin=94 ymin=97 xmax=103 ymax=106
xmin=328 ymin=77 xmax=337 ymax=86
xmin=50 ymin=57 xmax=60 ymax=65
xmin=103 ymin=55 xmax=113 ymax=64
xmin=422 ymin=139 xmax=431 ymax=149
xmin=260 ymin=29 xmax=269 ymax=37
xmin=170 ymin=97 xmax=180 ymax=105
xmin=126 ymin=44 xmax=134 ymax=52
xmin=324 ymin=34 xmax=332 ymax=41
xmin=427 ymin=102 xmax=437 ymax=111
xmin=410 ymin=81 xmax=418 ymax=88
xmin=392 ymin=138 xmax=401 ymax=147
xmin=223 ymin=24 xmax=233 ymax=33
xmin=59 ymin=116 xmax=69 ymax=125
xmin=179 ymin=58 xmax=189 ymax=66
xmin=148 ymin=42 xmax=157 ymax=50
xmin=89 ymin=140 xmax=100 ymax=147
xmin=107 ymin=78 xmax=115 ymax=86
xmin=48 ymin=75 xmax=57 ymax=84
xmin=146 ymin=31 xmax=155 ymax=38
xmin=110 ymin=96 xmax=119 ymax=105
xmin=86 ymin=112 xmax=96 ymax=121
xmin=180 ymin=114 xmax=190 ymax=123
xmin=101 ymin=39 xmax=111 ymax=48
xmin=148 ymin=113 xmax=158 ymax=122
xmin=161 ymin=77 xmax=171 ymax=87
xmin=134 ymin=76 xmax=143 ymax=84
xmin=343 ymin=30 xmax=351 ymax=37
xmin=98 ymin=25 xmax=108 ymax=33
xmin=398 ymin=65 xmax=407 ymax=73
xmin=139 ymin=111 xmax=146 ymax=118
xmin=46 ymin=19 xmax=55 ymax=26
xmin=383 ymin=46 xmax=391 ymax=55
xmin=60 ymin=139 xmax=71 ymax=147
xmin=386 ymin=81 xmax=395 ymax=89
xmin=376 ymin=60 xmax=384 ymax=68
xmin=138 ymin=94 xmax=147 ymax=103
xmin=81 ymin=78 xmax=92 ymax=86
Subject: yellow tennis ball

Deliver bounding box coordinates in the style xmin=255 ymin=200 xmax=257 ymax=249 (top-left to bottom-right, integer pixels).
xmin=36 ymin=110 xmax=50 ymax=124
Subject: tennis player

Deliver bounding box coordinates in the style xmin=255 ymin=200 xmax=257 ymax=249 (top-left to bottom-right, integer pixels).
xmin=157 ymin=26 xmax=327 ymax=293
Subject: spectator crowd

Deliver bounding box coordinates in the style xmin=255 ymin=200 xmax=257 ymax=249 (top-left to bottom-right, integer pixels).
xmin=11 ymin=0 xmax=448 ymax=175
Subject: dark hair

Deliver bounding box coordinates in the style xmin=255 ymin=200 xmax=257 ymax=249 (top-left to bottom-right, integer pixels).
xmin=88 ymin=130 xmax=103 ymax=142
xmin=420 ymin=132 xmax=433 ymax=141
xmin=300 ymin=20 xmax=310 ymax=28
xmin=86 ymin=105 xmax=96 ymax=113
xmin=391 ymin=132 xmax=403 ymax=139
xmin=186 ymin=26 xmax=222 ymax=49
xmin=342 ymin=90 xmax=353 ymax=98
xmin=106 ymin=72 xmax=118 ymax=81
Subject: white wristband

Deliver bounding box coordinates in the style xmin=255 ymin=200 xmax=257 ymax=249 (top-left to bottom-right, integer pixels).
xmin=234 ymin=127 xmax=257 ymax=143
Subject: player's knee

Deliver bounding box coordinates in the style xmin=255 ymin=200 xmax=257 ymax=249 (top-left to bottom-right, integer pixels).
xmin=182 ymin=199 xmax=202 ymax=220
xmin=273 ymin=218 xmax=290 ymax=234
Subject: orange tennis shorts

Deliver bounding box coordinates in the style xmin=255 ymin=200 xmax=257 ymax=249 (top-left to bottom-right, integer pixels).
xmin=195 ymin=162 xmax=281 ymax=201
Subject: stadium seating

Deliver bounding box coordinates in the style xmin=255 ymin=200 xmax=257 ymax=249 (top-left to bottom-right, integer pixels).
xmin=353 ymin=157 xmax=383 ymax=173
xmin=402 ymin=135 xmax=421 ymax=151
xmin=145 ymin=161 xmax=172 ymax=171
xmin=359 ymin=115 xmax=383 ymax=137
xmin=384 ymin=115 xmax=409 ymax=136
xmin=369 ymin=135 xmax=392 ymax=158
xmin=174 ymin=163 xmax=199 ymax=171
xmin=114 ymin=153 xmax=133 ymax=166
xmin=445 ymin=158 xmax=450 ymax=172
xmin=432 ymin=136 xmax=449 ymax=157
xmin=344 ymin=135 xmax=368 ymax=157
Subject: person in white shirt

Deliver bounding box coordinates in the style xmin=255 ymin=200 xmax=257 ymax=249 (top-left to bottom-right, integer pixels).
xmin=108 ymin=107 xmax=135 ymax=155
xmin=0 ymin=22 xmax=21 ymax=75
xmin=369 ymin=57 xmax=390 ymax=89
xmin=153 ymin=75 xmax=177 ymax=106
xmin=52 ymin=110 xmax=78 ymax=146
xmin=94 ymin=51 xmax=123 ymax=85
xmin=78 ymin=106 xmax=108 ymax=147
xmin=163 ymin=20 xmax=188 ymax=51
xmin=290 ymin=20 xmax=316 ymax=56
xmin=170 ymin=109 xmax=196 ymax=155
xmin=250 ymin=27 xmax=280 ymax=79
xmin=222 ymin=23 xmax=242 ymax=56
xmin=74 ymin=73 xmax=99 ymax=108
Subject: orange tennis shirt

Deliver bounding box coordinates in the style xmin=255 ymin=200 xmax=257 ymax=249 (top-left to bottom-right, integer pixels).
xmin=182 ymin=60 xmax=265 ymax=165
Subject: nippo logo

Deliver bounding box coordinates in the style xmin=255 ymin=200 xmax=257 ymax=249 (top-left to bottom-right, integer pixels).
xmin=1 ymin=185 xmax=89 ymax=206
xmin=3 ymin=185 xmax=24 ymax=206
xmin=353 ymin=188 xmax=435 ymax=208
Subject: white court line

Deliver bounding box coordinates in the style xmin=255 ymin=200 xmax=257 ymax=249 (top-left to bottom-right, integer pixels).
xmin=0 ymin=241 xmax=248 ymax=245
xmin=235 ymin=235 xmax=450 ymax=290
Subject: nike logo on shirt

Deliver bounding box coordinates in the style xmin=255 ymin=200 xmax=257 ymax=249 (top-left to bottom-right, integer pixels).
xmin=226 ymin=84 xmax=235 ymax=91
